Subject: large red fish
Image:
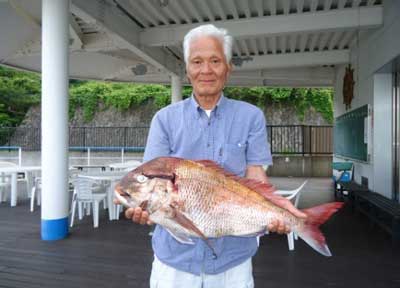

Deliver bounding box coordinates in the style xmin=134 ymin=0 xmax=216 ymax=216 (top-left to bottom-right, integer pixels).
xmin=115 ymin=157 xmax=343 ymax=257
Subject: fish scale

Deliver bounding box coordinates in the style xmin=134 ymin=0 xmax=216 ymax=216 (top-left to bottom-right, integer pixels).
xmin=174 ymin=162 xmax=296 ymax=237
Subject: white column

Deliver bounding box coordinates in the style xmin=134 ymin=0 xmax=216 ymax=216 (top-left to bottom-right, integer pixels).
xmin=41 ymin=0 xmax=69 ymax=240
xmin=171 ymin=75 xmax=182 ymax=103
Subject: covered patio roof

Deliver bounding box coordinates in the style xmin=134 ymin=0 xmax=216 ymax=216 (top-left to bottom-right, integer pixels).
xmin=0 ymin=0 xmax=383 ymax=87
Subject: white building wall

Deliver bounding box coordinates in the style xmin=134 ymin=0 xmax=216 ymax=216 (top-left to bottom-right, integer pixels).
xmin=334 ymin=0 xmax=400 ymax=195
xmin=373 ymin=74 xmax=392 ymax=198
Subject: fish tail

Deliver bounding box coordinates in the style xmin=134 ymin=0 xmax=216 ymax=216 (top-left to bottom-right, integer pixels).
xmin=296 ymin=202 xmax=344 ymax=257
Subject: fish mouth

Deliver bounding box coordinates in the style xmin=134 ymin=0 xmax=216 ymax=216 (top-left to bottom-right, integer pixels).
xmin=114 ymin=184 xmax=135 ymax=208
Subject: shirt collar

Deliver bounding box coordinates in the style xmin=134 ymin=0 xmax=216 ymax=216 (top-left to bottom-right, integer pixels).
xmin=189 ymin=93 xmax=227 ymax=119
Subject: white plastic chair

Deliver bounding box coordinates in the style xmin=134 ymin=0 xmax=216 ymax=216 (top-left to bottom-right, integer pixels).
xmin=0 ymin=161 xmax=30 ymax=199
xmin=274 ymin=180 xmax=308 ymax=251
xmin=30 ymin=177 xmax=41 ymax=212
xmin=70 ymin=177 xmax=107 ymax=228
xmin=0 ymin=173 xmax=11 ymax=202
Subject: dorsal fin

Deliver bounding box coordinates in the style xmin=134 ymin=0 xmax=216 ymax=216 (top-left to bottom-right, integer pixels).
xmin=194 ymin=160 xmax=295 ymax=214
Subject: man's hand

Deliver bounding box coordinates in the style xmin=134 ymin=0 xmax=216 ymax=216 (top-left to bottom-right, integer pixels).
xmin=267 ymin=219 xmax=291 ymax=234
xmin=267 ymin=199 xmax=307 ymax=234
xmin=114 ymin=199 xmax=153 ymax=225
xmin=125 ymin=207 xmax=153 ymax=225
xmin=245 ymin=165 xmax=307 ymax=234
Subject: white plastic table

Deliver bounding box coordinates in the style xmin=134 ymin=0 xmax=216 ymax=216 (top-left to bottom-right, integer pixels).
xmin=0 ymin=166 xmax=41 ymax=207
xmin=108 ymin=160 xmax=142 ymax=171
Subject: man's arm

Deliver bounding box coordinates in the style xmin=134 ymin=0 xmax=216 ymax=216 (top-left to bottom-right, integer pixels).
xmin=245 ymin=165 xmax=306 ymax=234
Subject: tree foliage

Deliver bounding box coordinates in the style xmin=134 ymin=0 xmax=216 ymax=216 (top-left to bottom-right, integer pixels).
xmin=0 ymin=66 xmax=333 ymax=126
xmin=0 ymin=66 xmax=40 ymax=126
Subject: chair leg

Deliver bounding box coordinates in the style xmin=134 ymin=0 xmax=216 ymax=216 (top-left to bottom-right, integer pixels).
xmin=78 ymin=202 xmax=83 ymax=220
xmin=85 ymin=203 xmax=91 ymax=216
xmin=37 ymin=189 xmax=41 ymax=206
xmin=70 ymin=200 xmax=77 ymax=227
xmin=115 ymin=204 xmax=122 ymax=220
xmin=93 ymin=201 xmax=100 ymax=228
xmin=287 ymin=232 xmax=295 ymax=250
xmin=26 ymin=181 xmax=30 ymax=199
xmin=30 ymin=186 xmax=36 ymax=212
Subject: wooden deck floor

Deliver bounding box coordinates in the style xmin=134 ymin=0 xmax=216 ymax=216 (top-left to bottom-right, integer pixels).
xmin=0 ymin=177 xmax=399 ymax=288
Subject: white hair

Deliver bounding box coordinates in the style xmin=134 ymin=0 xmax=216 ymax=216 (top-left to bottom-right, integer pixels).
xmin=183 ymin=24 xmax=233 ymax=66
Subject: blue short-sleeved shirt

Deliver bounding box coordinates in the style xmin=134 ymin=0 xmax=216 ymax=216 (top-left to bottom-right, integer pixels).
xmin=143 ymin=94 xmax=272 ymax=275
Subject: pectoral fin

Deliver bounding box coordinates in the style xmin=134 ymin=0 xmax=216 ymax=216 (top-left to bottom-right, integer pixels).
xmin=169 ymin=205 xmax=218 ymax=259
xmin=165 ymin=228 xmax=195 ymax=245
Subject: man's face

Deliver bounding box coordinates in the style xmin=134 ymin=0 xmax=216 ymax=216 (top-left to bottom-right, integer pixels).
xmin=186 ymin=36 xmax=231 ymax=99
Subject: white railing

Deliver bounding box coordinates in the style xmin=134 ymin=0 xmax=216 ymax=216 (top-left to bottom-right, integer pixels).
xmin=69 ymin=146 xmax=143 ymax=166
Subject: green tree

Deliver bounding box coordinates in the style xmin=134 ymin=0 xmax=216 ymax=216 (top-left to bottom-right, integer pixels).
xmin=0 ymin=66 xmax=40 ymax=126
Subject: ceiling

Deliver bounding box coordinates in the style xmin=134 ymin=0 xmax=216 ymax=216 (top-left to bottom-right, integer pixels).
xmin=0 ymin=0 xmax=383 ymax=87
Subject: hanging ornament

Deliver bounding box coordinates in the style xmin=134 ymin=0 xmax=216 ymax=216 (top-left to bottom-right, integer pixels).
xmin=343 ymin=64 xmax=355 ymax=110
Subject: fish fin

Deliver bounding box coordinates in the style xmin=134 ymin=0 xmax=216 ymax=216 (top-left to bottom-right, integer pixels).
xmin=165 ymin=228 xmax=195 ymax=245
xmin=296 ymin=202 xmax=344 ymax=257
xmin=240 ymin=230 xmax=268 ymax=238
xmin=170 ymin=206 xmax=218 ymax=258
xmin=195 ymin=160 xmax=276 ymax=194
xmin=195 ymin=160 xmax=303 ymax=217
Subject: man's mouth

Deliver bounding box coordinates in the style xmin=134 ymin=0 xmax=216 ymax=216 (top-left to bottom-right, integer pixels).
xmin=199 ymin=80 xmax=216 ymax=84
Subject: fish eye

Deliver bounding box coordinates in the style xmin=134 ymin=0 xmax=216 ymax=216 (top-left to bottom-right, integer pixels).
xmin=137 ymin=175 xmax=148 ymax=183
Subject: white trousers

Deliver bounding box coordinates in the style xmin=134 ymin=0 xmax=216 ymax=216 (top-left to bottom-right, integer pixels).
xmin=150 ymin=256 xmax=254 ymax=288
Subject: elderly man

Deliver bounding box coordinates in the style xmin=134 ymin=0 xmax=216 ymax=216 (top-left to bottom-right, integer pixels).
xmin=124 ymin=24 xmax=306 ymax=288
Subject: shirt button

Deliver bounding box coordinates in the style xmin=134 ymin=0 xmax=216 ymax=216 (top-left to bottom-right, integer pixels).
xmin=207 ymin=143 xmax=210 ymax=147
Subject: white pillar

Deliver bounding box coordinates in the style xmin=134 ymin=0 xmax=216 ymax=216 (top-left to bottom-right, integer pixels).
xmin=41 ymin=0 xmax=69 ymax=240
xmin=171 ymin=75 xmax=182 ymax=103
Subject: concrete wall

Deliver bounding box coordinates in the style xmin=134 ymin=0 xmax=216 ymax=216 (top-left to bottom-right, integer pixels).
xmin=333 ymin=0 xmax=400 ymax=196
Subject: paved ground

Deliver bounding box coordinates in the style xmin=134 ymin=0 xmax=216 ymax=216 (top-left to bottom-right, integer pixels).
xmin=0 ymin=177 xmax=399 ymax=288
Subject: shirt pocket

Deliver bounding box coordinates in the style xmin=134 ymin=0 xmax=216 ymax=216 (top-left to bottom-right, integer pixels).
xmin=223 ymin=142 xmax=247 ymax=176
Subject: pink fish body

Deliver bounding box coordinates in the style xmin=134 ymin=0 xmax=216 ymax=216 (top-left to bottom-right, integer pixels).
xmin=115 ymin=157 xmax=343 ymax=257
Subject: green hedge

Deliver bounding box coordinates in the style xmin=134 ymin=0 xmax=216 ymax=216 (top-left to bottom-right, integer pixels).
xmin=0 ymin=66 xmax=333 ymax=126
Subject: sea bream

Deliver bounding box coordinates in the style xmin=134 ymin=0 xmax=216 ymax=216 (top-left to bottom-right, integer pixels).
xmin=114 ymin=157 xmax=343 ymax=257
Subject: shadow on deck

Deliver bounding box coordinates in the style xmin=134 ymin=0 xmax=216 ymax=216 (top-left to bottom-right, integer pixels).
xmin=0 ymin=177 xmax=399 ymax=288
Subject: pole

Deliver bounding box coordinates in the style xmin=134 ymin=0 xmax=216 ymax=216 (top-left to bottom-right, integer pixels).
xmin=41 ymin=0 xmax=69 ymax=240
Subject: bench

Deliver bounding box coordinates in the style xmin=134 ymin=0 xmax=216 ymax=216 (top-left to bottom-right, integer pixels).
xmin=353 ymin=190 xmax=400 ymax=242
xmin=337 ymin=180 xmax=369 ymax=205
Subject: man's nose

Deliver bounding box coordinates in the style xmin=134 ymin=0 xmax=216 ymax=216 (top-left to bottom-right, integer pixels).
xmin=200 ymin=62 xmax=212 ymax=73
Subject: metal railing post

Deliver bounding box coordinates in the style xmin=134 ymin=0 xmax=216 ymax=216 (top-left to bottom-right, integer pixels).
xmin=18 ymin=147 xmax=22 ymax=166
xmin=87 ymin=147 xmax=91 ymax=165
